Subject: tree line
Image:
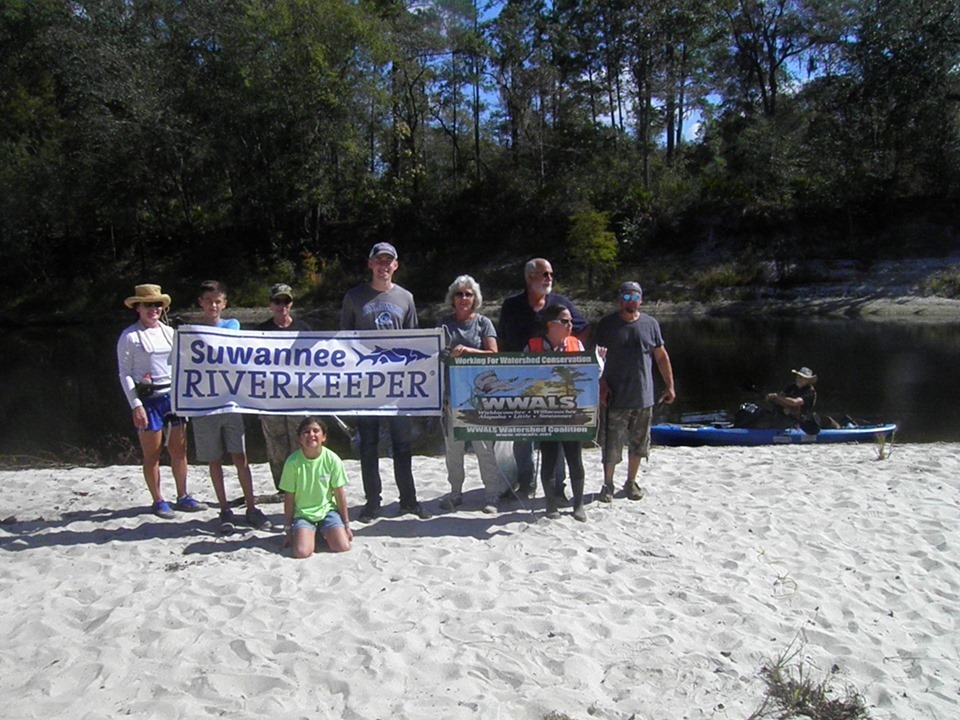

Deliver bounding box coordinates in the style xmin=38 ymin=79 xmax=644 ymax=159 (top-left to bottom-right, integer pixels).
xmin=1 ymin=0 xmax=958 ymax=308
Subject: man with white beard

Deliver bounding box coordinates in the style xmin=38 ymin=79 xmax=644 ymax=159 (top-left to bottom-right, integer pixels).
xmin=497 ymin=258 xmax=589 ymax=501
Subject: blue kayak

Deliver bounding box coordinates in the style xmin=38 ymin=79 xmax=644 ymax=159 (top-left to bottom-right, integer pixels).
xmin=651 ymin=422 xmax=897 ymax=447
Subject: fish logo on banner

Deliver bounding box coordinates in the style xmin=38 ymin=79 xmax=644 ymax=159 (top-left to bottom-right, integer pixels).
xmin=355 ymin=346 xmax=430 ymax=366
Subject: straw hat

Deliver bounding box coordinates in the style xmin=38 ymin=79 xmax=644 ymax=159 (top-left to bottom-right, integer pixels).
xmin=124 ymin=284 xmax=171 ymax=309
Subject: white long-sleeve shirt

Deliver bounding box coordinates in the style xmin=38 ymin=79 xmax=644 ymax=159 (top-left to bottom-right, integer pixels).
xmin=116 ymin=321 xmax=175 ymax=409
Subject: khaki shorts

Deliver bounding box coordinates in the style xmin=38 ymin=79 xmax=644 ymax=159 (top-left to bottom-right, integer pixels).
xmin=192 ymin=413 xmax=246 ymax=463
xmin=601 ymin=407 xmax=653 ymax=465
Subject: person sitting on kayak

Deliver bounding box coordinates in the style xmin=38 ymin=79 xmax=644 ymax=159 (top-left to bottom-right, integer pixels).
xmin=765 ymin=367 xmax=817 ymax=425
xmin=735 ymin=367 xmax=817 ymax=429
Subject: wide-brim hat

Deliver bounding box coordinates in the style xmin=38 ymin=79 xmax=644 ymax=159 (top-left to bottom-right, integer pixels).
xmin=792 ymin=367 xmax=817 ymax=383
xmin=124 ymin=284 xmax=171 ymax=309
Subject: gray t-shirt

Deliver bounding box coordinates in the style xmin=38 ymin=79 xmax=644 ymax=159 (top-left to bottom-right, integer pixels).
xmin=340 ymin=283 xmax=418 ymax=330
xmin=440 ymin=313 xmax=496 ymax=351
xmin=594 ymin=311 xmax=664 ymax=409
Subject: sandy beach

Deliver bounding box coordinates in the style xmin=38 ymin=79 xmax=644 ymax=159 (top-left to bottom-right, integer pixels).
xmin=1 ymin=442 xmax=958 ymax=719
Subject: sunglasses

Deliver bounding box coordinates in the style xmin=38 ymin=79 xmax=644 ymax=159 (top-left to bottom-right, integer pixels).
xmin=271 ymin=298 xmax=292 ymax=305
xmin=140 ymin=302 xmax=164 ymax=308
xmin=549 ymin=318 xmax=573 ymax=326
xmin=620 ymin=293 xmax=641 ymax=301
xmin=454 ymin=291 xmax=474 ymax=298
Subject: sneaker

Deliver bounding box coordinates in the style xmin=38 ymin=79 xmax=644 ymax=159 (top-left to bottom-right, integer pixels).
xmin=439 ymin=494 xmax=463 ymax=512
xmin=152 ymin=500 xmax=175 ymax=519
xmin=174 ymin=495 xmax=208 ymax=512
xmin=399 ymin=503 xmax=432 ymax=520
xmin=245 ymin=507 xmax=273 ymax=530
xmin=481 ymin=503 xmax=498 ymax=514
xmin=572 ymin=505 xmax=587 ymax=522
xmin=598 ymin=485 xmax=614 ymax=504
xmin=358 ymin=503 xmax=380 ymax=523
xmin=219 ymin=508 xmax=237 ymax=534
xmin=624 ymin=481 xmax=644 ymax=501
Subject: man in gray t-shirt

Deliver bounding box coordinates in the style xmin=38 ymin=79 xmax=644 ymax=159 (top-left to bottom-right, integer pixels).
xmin=340 ymin=242 xmax=430 ymax=522
xmin=594 ymin=282 xmax=676 ymax=503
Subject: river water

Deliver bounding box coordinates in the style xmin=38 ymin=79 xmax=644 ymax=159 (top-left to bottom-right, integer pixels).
xmin=1 ymin=316 xmax=957 ymax=464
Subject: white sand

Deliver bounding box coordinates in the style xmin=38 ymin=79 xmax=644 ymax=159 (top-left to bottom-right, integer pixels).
xmin=1 ymin=442 xmax=958 ymax=719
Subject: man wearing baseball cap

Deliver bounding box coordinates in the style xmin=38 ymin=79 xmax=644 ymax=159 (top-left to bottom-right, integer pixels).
xmin=340 ymin=242 xmax=430 ymax=521
xmin=258 ymin=283 xmax=313 ymax=490
xmin=594 ymin=281 xmax=676 ymax=503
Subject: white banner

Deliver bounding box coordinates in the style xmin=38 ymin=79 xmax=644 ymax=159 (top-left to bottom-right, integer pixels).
xmin=171 ymin=326 xmax=444 ymax=416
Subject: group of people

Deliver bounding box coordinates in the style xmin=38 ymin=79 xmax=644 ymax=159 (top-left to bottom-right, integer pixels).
xmin=117 ymin=244 xmax=683 ymax=558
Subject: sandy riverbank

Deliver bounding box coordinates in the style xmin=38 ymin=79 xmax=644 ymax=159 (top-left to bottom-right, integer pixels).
xmin=1 ymin=442 xmax=957 ymax=719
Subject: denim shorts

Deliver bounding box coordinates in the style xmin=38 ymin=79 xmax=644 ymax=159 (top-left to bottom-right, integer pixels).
xmin=141 ymin=393 xmax=186 ymax=433
xmin=292 ymin=510 xmax=345 ymax=535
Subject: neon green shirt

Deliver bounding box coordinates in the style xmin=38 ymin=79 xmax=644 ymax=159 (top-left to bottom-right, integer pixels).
xmin=279 ymin=447 xmax=348 ymax=522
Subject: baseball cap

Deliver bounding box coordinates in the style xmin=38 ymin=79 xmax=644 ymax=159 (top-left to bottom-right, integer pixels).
xmin=369 ymin=242 xmax=398 ymax=259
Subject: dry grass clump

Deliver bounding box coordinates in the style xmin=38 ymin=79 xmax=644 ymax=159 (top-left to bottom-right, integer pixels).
xmin=748 ymin=640 xmax=871 ymax=720
xmin=874 ymin=432 xmax=894 ymax=460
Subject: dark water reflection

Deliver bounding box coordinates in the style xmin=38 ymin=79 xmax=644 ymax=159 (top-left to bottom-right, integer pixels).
xmin=658 ymin=317 xmax=960 ymax=442
xmin=0 ymin=317 xmax=957 ymax=464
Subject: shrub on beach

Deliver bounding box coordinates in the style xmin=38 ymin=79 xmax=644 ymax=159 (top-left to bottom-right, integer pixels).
xmin=748 ymin=639 xmax=871 ymax=720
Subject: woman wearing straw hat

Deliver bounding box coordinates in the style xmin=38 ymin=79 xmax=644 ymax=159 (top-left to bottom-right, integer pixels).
xmin=117 ymin=284 xmax=207 ymax=519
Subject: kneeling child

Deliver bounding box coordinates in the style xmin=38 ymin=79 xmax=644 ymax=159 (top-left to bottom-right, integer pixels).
xmin=281 ymin=417 xmax=352 ymax=558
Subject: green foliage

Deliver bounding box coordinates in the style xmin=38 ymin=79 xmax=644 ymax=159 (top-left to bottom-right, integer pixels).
xmin=566 ymin=208 xmax=618 ymax=291
xmin=0 ymin=0 xmax=958 ymax=308
xmin=920 ymin=266 xmax=960 ymax=299
xmin=693 ymin=261 xmax=767 ymax=300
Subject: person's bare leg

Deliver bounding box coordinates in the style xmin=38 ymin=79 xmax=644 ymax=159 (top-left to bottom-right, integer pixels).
xmin=323 ymin=526 xmax=352 ymax=553
xmin=231 ymin=453 xmax=257 ymax=513
xmin=167 ymin=424 xmax=188 ymax=499
xmin=291 ymin=527 xmax=316 ymax=559
xmin=208 ymin=461 xmax=229 ymax=509
xmin=139 ymin=430 xmax=164 ymax=502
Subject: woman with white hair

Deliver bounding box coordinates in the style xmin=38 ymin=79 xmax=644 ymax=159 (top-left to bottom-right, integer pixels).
xmin=439 ymin=275 xmax=504 ymax=513
xmin=117 ymin=284 xmax=206 ymax=519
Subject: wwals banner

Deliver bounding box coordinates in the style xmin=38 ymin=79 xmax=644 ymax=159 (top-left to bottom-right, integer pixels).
xmin=448 ymin=352 xmax=600 ymax=441
xmin=171 ymin=326 xmax=444 ymax=416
